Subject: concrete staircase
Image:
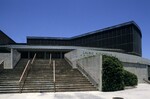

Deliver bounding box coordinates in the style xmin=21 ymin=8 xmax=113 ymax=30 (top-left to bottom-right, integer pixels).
xmin=55 ymin=59 xmax=97 ymax=92
xmin=22 ymin=59 xmax=97 ymax=92
xmin=22 ymin=59 xmax=53 ymax=93
xmin=0 ymin=59 xmax=97 ymax=93
xmin=0 ymin=59 xmax=28 ymax=93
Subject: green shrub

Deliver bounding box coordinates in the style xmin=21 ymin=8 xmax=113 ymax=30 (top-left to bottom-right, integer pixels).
xmin=123 ymin=70 xmax=138 ymax=86
xmin=102 ymin=55 xmax=124 ymax=91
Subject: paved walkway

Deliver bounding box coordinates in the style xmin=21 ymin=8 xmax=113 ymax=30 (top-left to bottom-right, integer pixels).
xmin=0 ymin=84 xmax=149 ymax=99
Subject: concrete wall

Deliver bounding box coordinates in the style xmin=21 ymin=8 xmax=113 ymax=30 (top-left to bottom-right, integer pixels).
xmin=65 ymin=49 xmax=150 ymax=84
xmin=0 ymin=53 xmax=11 ymax=69
xmin=0 ymin=49 xmax=20 ymax=69
xmin=65 ymin=50 xmax=78 ymax=68
xmin=65 ymin=49 xmax=99 ymax=68
xmin=65 ymin=49 xmax=150 ymax=66
xmin=11 ymin=49 xmax=21 ymax=68
xmin=77 ymin=55 xmax=102 ymax=91
xmin=123 ymin=62 xmax=148 ymax=83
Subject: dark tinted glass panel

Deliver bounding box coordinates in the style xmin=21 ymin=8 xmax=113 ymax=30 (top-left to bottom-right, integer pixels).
xmin=27 ymin=24 xmax=142 ymax=56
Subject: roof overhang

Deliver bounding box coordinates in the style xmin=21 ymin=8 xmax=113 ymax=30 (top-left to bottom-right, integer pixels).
xmin=0 ymin=45 xmax=123 ymax=52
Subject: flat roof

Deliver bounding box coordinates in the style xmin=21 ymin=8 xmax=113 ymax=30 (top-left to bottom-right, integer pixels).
xmin=27 ymin=21 xmax=141 ymax=40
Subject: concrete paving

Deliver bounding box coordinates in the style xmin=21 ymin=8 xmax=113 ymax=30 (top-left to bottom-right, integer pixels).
xmin=0 ymin=83 xmax=149 ymax=99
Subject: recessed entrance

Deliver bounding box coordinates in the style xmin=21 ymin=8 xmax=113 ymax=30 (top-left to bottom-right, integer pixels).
xmin=20 ymin=51 xmax=67 ymax=59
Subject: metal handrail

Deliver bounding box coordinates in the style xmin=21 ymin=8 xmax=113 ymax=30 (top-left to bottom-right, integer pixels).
xmin=18 ymin=60 xmax=30 ymax=93
xmin=53 ymin=60 xmax=56 ymax=92
xmin=31 ymin=53 xmax=36 ymax=64
xmin=0 ymin=60 xmax=4 ymax=73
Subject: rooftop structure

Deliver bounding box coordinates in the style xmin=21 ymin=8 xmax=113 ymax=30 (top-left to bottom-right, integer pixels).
xmin=27 ymin=21 xmax=142 ymax=56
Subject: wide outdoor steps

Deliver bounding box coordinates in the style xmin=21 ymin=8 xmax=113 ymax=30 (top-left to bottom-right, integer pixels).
xmin=0 ymin=59 xmax=97 ymax=93
xmin=22 ymin=60 xmax=53 ymax=93
xmin=54 ymin=59 xmax=97 ymax=92
xmin=0 ymin=59 xmax=28 ymax=93
xmin=22 ymin=59 xmax=97 ymax=92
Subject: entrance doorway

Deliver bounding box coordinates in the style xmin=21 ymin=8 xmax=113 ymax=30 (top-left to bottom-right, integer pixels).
xmin=20 ymin=51 xmax=67 ymax=59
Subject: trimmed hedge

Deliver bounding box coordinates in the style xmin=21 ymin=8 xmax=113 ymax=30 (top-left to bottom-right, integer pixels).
xmin=102 ymin=55 xmax=124 ymax=91
xmin=102 ymin=55 xmax=138 ymax=91
xmin=123 ymin=70 xmax=138 ymax=86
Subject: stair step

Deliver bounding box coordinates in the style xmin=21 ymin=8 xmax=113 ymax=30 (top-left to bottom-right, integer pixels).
xmin=0 ymin=59 xmax=97 ymax=93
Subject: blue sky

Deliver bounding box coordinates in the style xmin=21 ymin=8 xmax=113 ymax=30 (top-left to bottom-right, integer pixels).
xmin=0 ymin=0 xmax=150 ymax=59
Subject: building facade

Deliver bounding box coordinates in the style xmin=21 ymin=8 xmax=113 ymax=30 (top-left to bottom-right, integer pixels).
xmin=0 ymin=21 xmax=149 ymax=83
xmin=27 ymin=21 xmax=142 ymax=56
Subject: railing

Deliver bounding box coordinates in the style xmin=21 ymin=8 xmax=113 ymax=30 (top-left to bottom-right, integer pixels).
xmin=18 ymin=60 xmax=30 ymax=93
xmin=31 ymin=53 xmax=36 ymax=64
xmin=0 ymin=60 xmax=4 ymax=73
xmin=53 ymin=60 xmax=56 ymax=92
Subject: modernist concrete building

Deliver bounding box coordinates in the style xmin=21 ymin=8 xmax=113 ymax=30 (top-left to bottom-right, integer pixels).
xmin=0 ymin=21 xmax=150 ymax=92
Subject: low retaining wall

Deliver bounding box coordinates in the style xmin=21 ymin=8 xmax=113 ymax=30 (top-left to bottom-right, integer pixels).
xmin=122 ymin=62 xmax=148 ymax=83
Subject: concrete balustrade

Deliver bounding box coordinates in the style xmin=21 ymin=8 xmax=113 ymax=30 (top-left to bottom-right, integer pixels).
xmin=65 ymin=49 xmax=150 ymax=87
xmin=77 ymin=55 xmax=102 ymax=91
